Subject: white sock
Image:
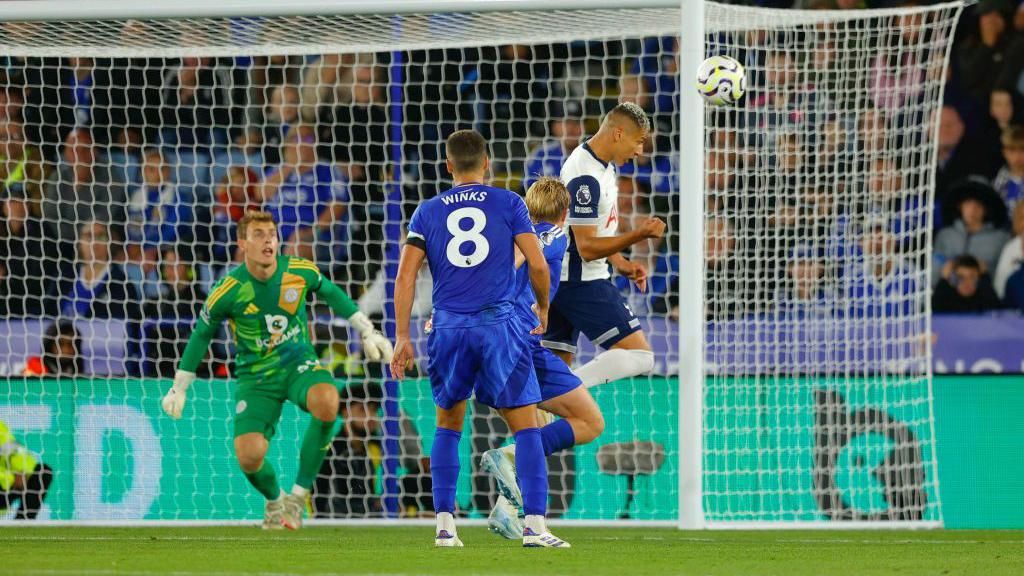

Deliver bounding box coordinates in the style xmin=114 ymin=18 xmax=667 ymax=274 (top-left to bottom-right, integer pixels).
xmin=291 ymin=485 xmax=309 ymax=498
xmin=524 ymin=514 xmax=546 ymax=535
xmin=574 ymin=349 xmax=655 ymax=389
xmin=436 ymin=511 xmax=456 ymax=535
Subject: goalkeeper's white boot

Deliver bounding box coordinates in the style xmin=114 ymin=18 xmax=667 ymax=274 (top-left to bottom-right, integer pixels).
xmin=281 ymin=493 xmax=305 ymax=530
xmin=522 ymin=516 xmax=570 ymax=548
xmin=487 ymin=495 xmax=524 ymax=539
xmin=434 ymin=512 xmax=463 ymax=547
xmin=262 ymin=493 xmax=286 ymax=530
xmin=481 ymin=447 xmax=522 ymax=509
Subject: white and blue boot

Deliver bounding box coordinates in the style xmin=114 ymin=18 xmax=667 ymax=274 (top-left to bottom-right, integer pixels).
xmin=480 ymin=446 xmax=523 ymax=509
xmin=522 ymin=515 xmax=570 ymax=548
xmin=488 ymin=494 xmax=525 ymax=539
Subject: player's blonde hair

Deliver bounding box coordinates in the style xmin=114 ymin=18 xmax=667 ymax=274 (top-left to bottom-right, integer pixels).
xmin=237 ymin=210 xmax=277 ymax=240
xmin=525 ymin=176 xmax=570 ymax=224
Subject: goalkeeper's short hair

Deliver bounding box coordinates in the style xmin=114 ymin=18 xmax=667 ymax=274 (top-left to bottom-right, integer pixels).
xmin=237 ymin=210 xmax=276 ymax=240
xmin=525 ymin=176 xmax=569 ymax=224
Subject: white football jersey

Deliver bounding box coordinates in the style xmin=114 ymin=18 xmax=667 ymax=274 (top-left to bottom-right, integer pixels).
xmin=559 ymin=141 xmax=619 ymax=282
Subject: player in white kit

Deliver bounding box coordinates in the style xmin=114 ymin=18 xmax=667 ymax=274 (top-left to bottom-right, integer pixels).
xmin=541 ymin=102 xmax=666 ymax=385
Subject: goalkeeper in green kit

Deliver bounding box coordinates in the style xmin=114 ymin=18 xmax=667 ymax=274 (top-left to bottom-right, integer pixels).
xmin=161 ymin=211 xmax=393 ymax=529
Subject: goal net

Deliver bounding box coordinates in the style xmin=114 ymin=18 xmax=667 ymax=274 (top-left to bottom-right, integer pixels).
xmin=0 ymin=0 xmax=962 ymax=526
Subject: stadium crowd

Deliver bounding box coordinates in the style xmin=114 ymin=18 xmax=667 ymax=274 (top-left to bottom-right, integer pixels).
xmin=0 ymin=0 xmax=1020 ymax=379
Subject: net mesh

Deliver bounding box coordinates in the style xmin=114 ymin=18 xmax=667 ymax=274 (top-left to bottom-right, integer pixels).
xmin=0 ymin=1 xmax=961 ymax=524
xmin=702 ymin=1 xmax=961 ymax=523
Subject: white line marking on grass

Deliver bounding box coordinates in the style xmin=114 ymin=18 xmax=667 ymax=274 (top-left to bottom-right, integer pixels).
xmin=11 ymin=571 xmax=418 ymax=576
xmin=0 ymin=536 xmax=331 ymax=542
xmin=668 ymin=537 xmax=1024 ymax=545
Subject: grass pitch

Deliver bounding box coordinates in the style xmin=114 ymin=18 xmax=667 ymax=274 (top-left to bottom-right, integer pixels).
xmin=3 ymin=526 xmax=1022 ymax=575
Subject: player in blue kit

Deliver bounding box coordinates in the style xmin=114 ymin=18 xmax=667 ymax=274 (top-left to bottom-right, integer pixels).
xmin=390 ymin=130 xmax=569 ymax=548
xmin=480 ymin=176 xmax=606 ymax=539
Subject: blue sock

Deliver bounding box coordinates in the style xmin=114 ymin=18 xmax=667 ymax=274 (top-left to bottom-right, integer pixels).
xmin=540 ymin=419 xmax=576 ymax=456
xmin=430 ymin=427 xmax=461 ymax=514
xmin=513 ymin=427 xmax=548 ymax=517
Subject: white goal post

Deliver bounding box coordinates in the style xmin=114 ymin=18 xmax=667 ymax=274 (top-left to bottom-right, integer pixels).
xmin=0 ymin=0 xmax=964 ymax=528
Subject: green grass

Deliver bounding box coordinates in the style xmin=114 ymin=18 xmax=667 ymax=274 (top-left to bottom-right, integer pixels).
xmin=2 ymin=527 xmax=1022 ymax=575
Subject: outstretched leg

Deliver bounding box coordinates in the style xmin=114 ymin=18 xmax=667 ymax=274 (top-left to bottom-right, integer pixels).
xmin=572 ymin=331 xmax=654 ymax=389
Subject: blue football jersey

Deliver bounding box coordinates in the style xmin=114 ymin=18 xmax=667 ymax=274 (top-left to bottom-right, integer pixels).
xmin=513 ymin=221 xmax=567 ymax=327
xmin=407 ymin=183 xmax=535 ymax=316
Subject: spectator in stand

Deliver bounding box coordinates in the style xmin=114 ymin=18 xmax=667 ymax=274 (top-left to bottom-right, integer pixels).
xmin=957 ymin=0 xmax=1018 ymax=107
xmin=843 ymin=215 xmax=922 ymax=319
xmin=144 ymin=246 xmax=207 ymax=378
xmin=58 ymin=221 xmax=140 ymax=320
xmin=627 ymin=36 xmax=680 ymax=138
xmin=702 ymin=214 xmax=744 ymax=320
xmin=126 ymin=148 xmax=195 ymax=256
xmin=615 ymin=175 xmax=657 ymax=279
xmin=521 ymin=100 xmax=584 ymax=192
xmin=776 ymin=244 xmax=835 ymax=319
xmin=933 ymin=180 xmax=1012 ymax=285
xmin=989 ymin=89 xmax=1019 ymax=131
xmin=19 ymin=57 xmax=78 ymax=160
xmin=261 ymin=84 xmax=300 ymax=166
xmin=0 ymin=185 xmax=62 ymax=316
xmin=0 ymin=419 xmax=54 ymax=520
xmin=749 ymin=49 xmax=822 ymax=135
xmin=313 ymin=383 xmax=431 ymax=518
xmin=261 ymin=128 xmax=347 ymax=261
xmin=995 ymin=3 xmax=1024 ymax=95
xmin=932 ymin=254 xmax=1003 ymax=313
xmin=22 ymin=319 xmax=83 ymax=377
xmin=994 ymin=201 xmax=1024 ymax=299
xmin=159 ymin=55 xmax=247 ymax=150
xmin=855 ymin=107 xmax=889 ymax=160
xmin=212 ymin=165 xmax=262 ymax=262
xmin=250 ymin=54 xmax=305 ymax=118
xmin=474 ymin=44 xmax=551 ymax=171
xmin=0 ymin=121 xmax=49 ymax=212
xmin=934 ymin=106 xmax=1002 ymax=211
xmin=319 ymin=58 xmax=389 ymax=288
xmin=993 ymin=125 xmax=1024 ymax=212
xmin=42 ymin=129 xmax=127 ymax=251
xmin=0 ymin=85 xmax=24 ymax=127
xmin=870 ymin=16 xmax=931 ymax=114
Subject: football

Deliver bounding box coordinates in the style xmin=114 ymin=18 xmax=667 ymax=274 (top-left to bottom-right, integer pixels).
xmin=696 ymin=55 xmax=746 ymax=106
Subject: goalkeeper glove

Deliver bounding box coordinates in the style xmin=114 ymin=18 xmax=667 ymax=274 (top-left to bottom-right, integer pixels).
xmin=349 ymin=311 xmax=394 ymax=362
xmin=162 ymin=370 xmax=196 ymax=420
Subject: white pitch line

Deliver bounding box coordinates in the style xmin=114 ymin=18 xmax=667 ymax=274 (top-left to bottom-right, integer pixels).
xmin=9 ymin=570 xmax=433 ymax=576
xmin=0 ymin=536 xmax=331 ymax=542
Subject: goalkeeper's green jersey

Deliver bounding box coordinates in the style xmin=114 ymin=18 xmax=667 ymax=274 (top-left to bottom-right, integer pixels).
xmin=1 ymin=419 xmax=37 ymax=491
xmin=179 ymin=255 xmax=359 ymax=379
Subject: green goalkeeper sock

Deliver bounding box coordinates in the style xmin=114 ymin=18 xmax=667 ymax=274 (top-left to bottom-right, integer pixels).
xmin=244 ymin=461 xmax=281 ymax=501
xmin=295 ymin=417 xmax=336 ymax=490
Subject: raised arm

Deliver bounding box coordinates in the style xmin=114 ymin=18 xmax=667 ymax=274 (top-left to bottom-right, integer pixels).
xmin=390 ymin=243 xmax=427 ymax=380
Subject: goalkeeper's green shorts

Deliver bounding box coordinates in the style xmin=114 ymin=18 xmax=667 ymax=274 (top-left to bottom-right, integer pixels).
xmin=233 ymin=361 xmax=336 ymax=440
